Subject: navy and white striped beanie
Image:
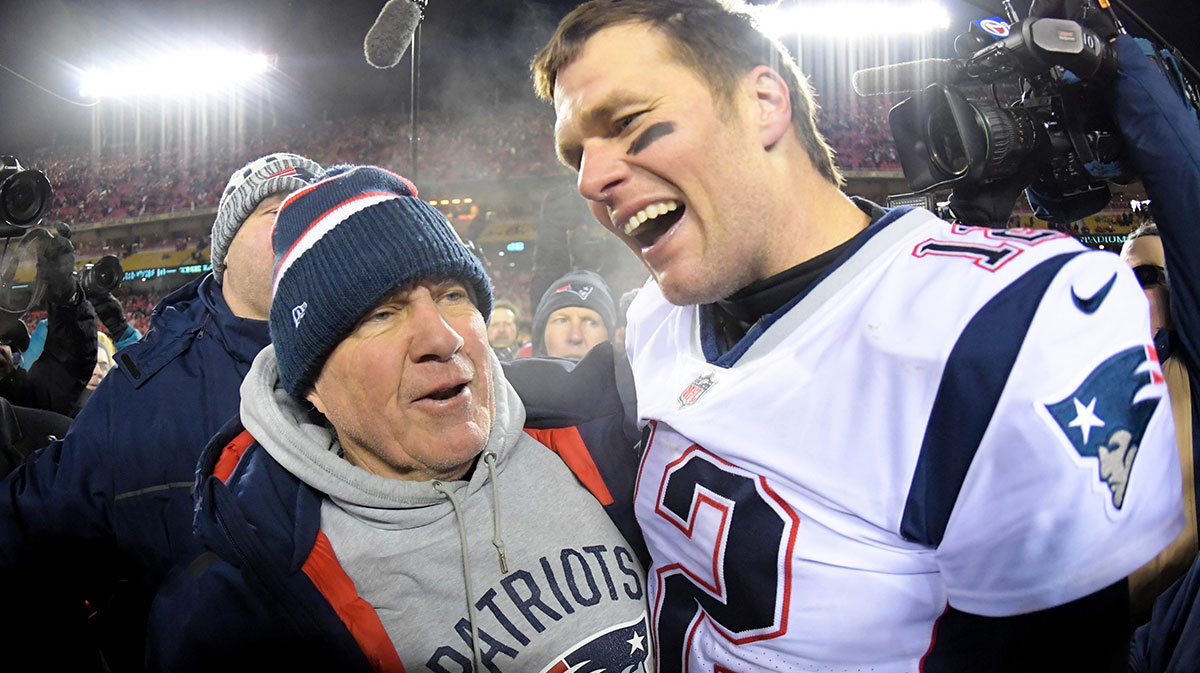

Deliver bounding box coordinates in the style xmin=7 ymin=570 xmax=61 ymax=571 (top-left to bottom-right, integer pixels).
xmin=269 ymin=165 xmax=492 ymax=397
xmin=211 ymin=153 xmax=324 ymax=284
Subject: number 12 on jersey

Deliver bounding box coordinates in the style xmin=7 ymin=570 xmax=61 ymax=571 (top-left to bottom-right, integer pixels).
xmin=648 ymin=433 xmax=800 ymax=673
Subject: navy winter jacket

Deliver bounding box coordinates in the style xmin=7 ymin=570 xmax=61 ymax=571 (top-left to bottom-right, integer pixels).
xmin=0 ymin=273 xmax=269 ymax=666
xmin=1118 ymin=32 xmax=1200 ymax=673
xmin=147 ymin=419 xmax=379 ymax=673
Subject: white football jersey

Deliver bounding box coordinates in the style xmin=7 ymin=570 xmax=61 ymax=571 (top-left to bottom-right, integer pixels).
xmin=624 ymin=207 xmax=1183 ymax=673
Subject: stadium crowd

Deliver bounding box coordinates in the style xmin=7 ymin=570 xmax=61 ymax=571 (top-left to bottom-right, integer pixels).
xmin=31 ymin=96 xmax=905 ymax=232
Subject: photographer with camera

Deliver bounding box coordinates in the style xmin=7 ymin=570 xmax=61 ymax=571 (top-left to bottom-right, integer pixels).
xmin=23 ymin=255 xmax=142 ymax=370
xmin=0 ymin=225 xmax=97 ymax=418
xmin=0 ymin=152 xmax=324 ymax=671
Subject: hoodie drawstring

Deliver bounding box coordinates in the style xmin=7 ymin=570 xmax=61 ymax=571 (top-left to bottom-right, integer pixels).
xmin=432 ymin=479 xmax=483 ymax=672
xmin=483 ymin=452 xmax=508 ymax=574
xmin=432 ymin=454 xmax=508 ymax=673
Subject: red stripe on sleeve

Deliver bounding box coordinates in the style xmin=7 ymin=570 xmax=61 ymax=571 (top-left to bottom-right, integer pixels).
xmin=302 ymin=530 xmax=406 ymax=673
xmin=524 ymin=426 xmax=615 ymax=506
xmin=213 ymin=431 xmax=256 ymax=483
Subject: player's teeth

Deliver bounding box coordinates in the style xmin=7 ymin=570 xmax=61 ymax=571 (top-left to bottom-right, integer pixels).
xmin=623 ymin=200 xmax=682 ymax=236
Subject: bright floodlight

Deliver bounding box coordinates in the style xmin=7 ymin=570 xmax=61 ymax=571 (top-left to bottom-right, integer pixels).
xmin=80 ymin=50 xmax=273 ymax=99
xmin=754 ymin=2 xmax=951 ymax=38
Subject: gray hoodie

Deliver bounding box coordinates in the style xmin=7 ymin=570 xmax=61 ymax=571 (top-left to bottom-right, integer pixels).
xmin=240 ymin=346 xmax=651 ymax=672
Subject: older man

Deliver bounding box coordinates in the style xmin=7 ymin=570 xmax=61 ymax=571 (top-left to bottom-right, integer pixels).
xmin=531 ymin=1 xmax=1181 ymax=671
xmin=148 ymin=166 xmax=650 ymax=673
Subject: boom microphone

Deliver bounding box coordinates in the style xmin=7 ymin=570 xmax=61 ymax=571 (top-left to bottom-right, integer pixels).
xmin=364 ymin=0 xmax=425 ymax=69
xmin=851 ymin=59 xmax=965 ymax=96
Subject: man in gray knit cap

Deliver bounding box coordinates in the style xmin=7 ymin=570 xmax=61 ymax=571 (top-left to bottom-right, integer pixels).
xmin=0 ymin=152 xmax=323 ymax=670
xmin=211 ymin=153 xmax=324 ymax=319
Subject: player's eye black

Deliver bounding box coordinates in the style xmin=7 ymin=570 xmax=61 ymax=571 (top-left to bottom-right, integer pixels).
xmin=1132 ymin=264 xmax=1168 ymax=289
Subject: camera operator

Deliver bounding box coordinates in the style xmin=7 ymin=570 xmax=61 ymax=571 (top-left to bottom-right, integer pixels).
xmin=22 ymin=256 xmax=141 ymax=374
xmin=0 ymin=227 xmax=97 ymax=418
xmin=1040 ymin=0 xmax=1200 ymax=666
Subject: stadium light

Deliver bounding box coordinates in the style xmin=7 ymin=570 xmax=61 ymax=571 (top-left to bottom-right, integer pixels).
xmin=754 ymin=2 xmax=951 ymax=38
xmin=80 ymin=49 xmax=274 ymax=99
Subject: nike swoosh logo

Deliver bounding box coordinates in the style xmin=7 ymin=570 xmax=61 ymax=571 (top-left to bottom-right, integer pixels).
xmin=1071 ymin=273 xmax=1118 ymax=314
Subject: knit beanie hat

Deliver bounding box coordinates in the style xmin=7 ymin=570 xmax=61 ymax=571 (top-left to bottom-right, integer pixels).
xmin=269 ymin=165 xmax=492 ymax=397
xmin=211 ymin=153 xmax=324 ymax=284
xmin=532 ymin=270 xmax=615 ymax=357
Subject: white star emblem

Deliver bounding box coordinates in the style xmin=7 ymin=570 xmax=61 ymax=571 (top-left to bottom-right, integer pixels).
xmin=1068 ymin=397 xmax=1106 ymax=444
xmin=627 ymin=631 xmax=645 ymax=654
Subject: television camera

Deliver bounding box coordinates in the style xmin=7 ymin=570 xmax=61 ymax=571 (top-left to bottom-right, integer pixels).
xmin=0 ymin=157 xmax=122 ymax=314
xmin=853 ymin=1 xmax=1200 ymax=226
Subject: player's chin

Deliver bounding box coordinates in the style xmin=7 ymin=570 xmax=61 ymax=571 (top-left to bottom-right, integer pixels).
xmin=656 ymin=269 xmax=728 ymax=307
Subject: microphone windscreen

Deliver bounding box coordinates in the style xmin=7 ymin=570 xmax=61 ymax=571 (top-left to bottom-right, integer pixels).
xmin=364 ymin=0 xmax=423 ymax=69
xmin=851 ymin=59 xmax=961 ymax=96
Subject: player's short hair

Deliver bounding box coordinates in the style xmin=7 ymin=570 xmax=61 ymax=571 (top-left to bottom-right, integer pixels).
xmin=531 ymin=0 xmax=843 ymax=186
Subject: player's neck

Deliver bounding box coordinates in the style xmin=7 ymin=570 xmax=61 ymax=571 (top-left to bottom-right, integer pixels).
xmin=766 ymin=163 xmax=871 ymax=276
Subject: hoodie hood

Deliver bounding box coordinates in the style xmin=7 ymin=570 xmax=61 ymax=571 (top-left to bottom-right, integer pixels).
xmin=239 ymin=344 xmax=525 ymax=518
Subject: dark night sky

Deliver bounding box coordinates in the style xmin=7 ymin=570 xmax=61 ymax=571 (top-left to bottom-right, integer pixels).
xmin=0 ymin=0 xmax=1194 ymax=153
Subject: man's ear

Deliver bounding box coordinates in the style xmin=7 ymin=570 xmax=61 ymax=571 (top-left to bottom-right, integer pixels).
xmin=745 ymin=65 xmax=793 ymax=149
xmin=306 ymin=386 xmax=327 ymax=416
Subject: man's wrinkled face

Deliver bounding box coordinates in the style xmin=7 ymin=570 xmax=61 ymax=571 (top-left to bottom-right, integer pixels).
xmin=552 ymin=23 xmax=780 ymax=306
xmin=543 ymin=306 xmax=608 ymax=360
xmin=487 ymin=307 xmax=518 ymax=350
xmin=306 ymin=279 xmax=495 ymax=482
xmin=1121 ymin=235 xmax=1170 ymax=333
xmin=223 ymin=193 xmax=287 ymax=319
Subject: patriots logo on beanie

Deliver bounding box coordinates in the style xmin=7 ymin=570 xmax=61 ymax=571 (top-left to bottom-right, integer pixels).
xmin=554 ymin=283 xmax=594 ymax=301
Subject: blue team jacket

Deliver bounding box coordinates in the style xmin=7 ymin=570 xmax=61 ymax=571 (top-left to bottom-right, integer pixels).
xmin=0 ymin=273 xmax=270 ymax=662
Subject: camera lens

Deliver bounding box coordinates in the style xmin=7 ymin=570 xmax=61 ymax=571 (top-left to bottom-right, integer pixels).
xmin=1 ymin=169 xmax=53 ymax=227
xmin=80 ymin=255 xmax=123 ymax=299
xmin=927 ymin=104 xmax=969 ymax=178
xmin=93 ymin=256 xmax=121 ymax=290
xmin=975 ymin=103 xmax=1039 ymax=182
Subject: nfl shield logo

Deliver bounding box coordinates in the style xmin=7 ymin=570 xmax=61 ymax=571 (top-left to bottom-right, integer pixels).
xmin=679 ymin=373 xmax=716 ymax=407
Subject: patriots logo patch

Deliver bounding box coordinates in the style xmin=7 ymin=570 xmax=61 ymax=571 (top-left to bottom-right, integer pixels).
xmin=1045 ymin=345 xmax=1164 ymax=509
xmin=553 ymin=282 xmax=594 ymax=301
xmin=540 ymin=615 xmax=650 ymax=673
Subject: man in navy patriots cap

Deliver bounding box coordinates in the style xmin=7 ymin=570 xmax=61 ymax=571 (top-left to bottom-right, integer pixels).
xmin=0 ymin=152 xmax=325 ymax=670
